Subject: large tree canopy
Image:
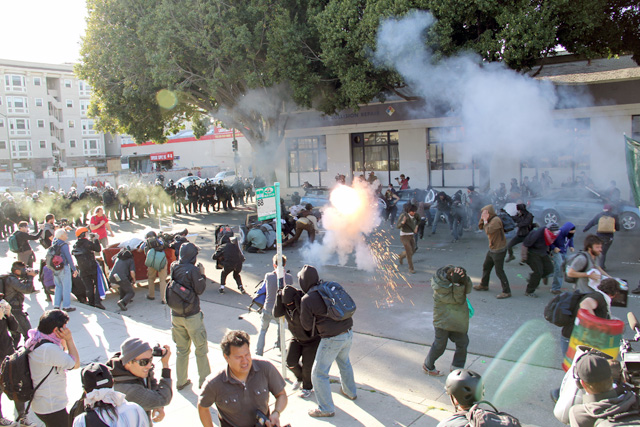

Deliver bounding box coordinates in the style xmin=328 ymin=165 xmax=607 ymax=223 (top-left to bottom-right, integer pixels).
xmin=78 ymin=0 xmax=639 ymax=145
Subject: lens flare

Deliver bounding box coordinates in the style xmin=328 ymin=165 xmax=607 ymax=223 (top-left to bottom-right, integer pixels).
xmin=156 ymin=89 xmax=178 ymax=110
xmin=330 ymin=185 xmax=364 ymax=216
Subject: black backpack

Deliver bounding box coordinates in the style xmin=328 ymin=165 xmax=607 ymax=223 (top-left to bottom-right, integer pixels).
xmin=544 ymin=290 xmax=585 ymax=327
xmin=498 ymin=212 xmax=516 ymax=233
xmin=0 ymin=340 xmax=54 ymax=410
xmin=466 ymin=400 xmax=522 ymax=426
xmin=313 ymin=281 xmax=356 ymax=322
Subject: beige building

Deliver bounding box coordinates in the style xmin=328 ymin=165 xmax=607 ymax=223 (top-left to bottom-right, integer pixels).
xmin=0 ymin=59 xmax=120 ymax=177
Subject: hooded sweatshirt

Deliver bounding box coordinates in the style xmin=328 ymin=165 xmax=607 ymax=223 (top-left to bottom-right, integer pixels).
xmin=169 ymin=242 xmax=206 ymax=317
xmin=72 ymin=236 xmax=102 ymax=275
xmin=523 ymin=227 xmax=553 ymax=256
xmin=514 ymin=204 xmax=534 ymax=237
xmin=550 ymin=222 xmax=575 ymax=254
xmin=569 ymin=389 xmax=638 ymax=427
xmin=431 ymin=266 xmax=472 ymax=333
xmin=478 ymin=205 xmax=506 ymax=251
xmin=299 ymin=265 xmax=353 ymax=338
xmin=273 ymin=285 xmax=319 ymax=344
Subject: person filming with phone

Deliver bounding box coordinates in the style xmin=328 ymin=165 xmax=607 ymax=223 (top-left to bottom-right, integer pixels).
xmin=106 ymin=338 xmax=173 ymax=423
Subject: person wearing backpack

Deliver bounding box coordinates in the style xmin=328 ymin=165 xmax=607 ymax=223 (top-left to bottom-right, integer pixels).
xmin=166 ymin=242 xmax=210 ymax=391
xmin=567 ymin=235 xmax=610 ymax=294
xmin=299 ymin=265 xmax=356 ymax=418
xmin=549 ymin=222 xmax=576 ymax=295
xmin=0 ymin=295 xmax=32 ymax=427
xmin=4 ymin=261 xmax=37 ymax=345
xmin=213 ymin=235 xmax=246 ymax=295
xmin=143 ymin=231 xmax=168 ymax=303
xmin=71 ymin=362 xmax=149 ymax=427
xmin=423 ymin=266 xmax=472 ymax=377
xmin=12 ymin=221 xmax=42 ymax=268
xmin=109 ymin=249 xmax=136 ymax=311
xmin=72 ymin=227 xmax=105 ymax=310
xmin=256 ymin=255 xmax=293 ymax=357
xmin=583 ymin=204 xmax=619 ymax=270
xmin=27 ymin=309 xmax=80 ymax=426
xmin=51 ymin=229 xmax=79 ymax=313
xmin=475 ymin=205 xmax=512 ymax=299
xmin=569 ymin=352 xmax=640 ymax=427
xmin=505 ymin=203 xmax=534 ymax=263
xmin=521 ymin=222 xmax=560 ymax=298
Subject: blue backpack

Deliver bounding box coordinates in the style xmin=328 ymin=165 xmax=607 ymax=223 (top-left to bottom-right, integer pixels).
xmin=313 ymin=281 xmax=356 ymax=321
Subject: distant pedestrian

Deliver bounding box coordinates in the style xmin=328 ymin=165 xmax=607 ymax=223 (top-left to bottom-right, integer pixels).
xmin=213 ymin=235 xmax=246 ymax=294
xmin=522 ymin=223 xmax=559 ymax=298
xmin=583 ymin=204 xmax=619 ymax=270
xmin=384 ymin=184 xmax=400 ymax=226
xmin=397 ymin=204 xmax=418 ymax=274
xmin=109 ymin=248 xmax=136 ymax=311
xmin=4 ymin=261 xmax=36 ymax=344
xmin=423 ymin=266 xmax=472 ymax=377
xmin=12 ymin=221 xmax=42 ymax=268
xmin=72 ymin=227 xmax=105 ymax=309
xmin=395 ymin=174 xmax=410 ymax=190
xmin=475 ymin=205 xmax=512 ymax=299
xmin=256 ymin=255 xmax=293 ymax=356
xmin=431 ymin=192 xmax=453 ymax=235
xmin=89 ymin=206 xmax=115 ymax=248
xmin=51 ymin=229 xmax=78 ymax=312
xmin=549 ymin=222 xmax=576 ymax=294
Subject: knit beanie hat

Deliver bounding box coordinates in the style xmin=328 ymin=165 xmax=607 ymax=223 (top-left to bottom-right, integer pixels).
xmin=82 ymin=363 xmax=114 ymax=393
xmin=120 ymin=338 xmax=152 ymax=365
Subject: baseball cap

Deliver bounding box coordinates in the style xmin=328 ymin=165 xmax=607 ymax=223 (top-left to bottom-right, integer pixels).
xmin=75 ymin=227 xmax=89 ymax=238
xmin=81 ymin=363 xmax=114 ymax=393
xmin=576 ymin=353 xmax=612 ymax=384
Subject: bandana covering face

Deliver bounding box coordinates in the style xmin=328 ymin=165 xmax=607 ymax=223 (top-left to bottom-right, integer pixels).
xmin=544 ymin=228 xmax=558 ymax=246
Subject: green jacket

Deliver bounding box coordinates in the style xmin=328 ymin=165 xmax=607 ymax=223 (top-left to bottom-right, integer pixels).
xmin=396 ymin=212 xmax=418 ymax=233
xmin=431 ymin=266 xmax=472 ymax=333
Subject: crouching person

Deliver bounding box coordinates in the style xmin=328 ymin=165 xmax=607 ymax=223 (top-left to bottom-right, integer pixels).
xmin=106 ymin=338 xmax=173 ymax=423
xmin=72 ymin=363 xmax=148 ymax=427
xmin=109 ymin=248 xmax=136 ymax=311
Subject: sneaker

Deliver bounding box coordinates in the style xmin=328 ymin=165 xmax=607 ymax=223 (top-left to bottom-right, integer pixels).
xmin=308 ymin=408 xmax=335 ymax=418
xmin=219 ymin=287 xmax=225 ymax=294
xmin=62 ymin=307 xmax=76 ymax=312
xmin=94 ymin=302 xmax=106 ymax=310
xmin=339 ymin=387 xmax=357 ymax=400
xmin=422 ymin=365 xmax=443 ymax=377
xmin=525 ymin=292 xmax=538 ymax=298
xmin=473 ymin=285 xmax=489 ymax=291
xmin=0 ymin=417 xmax=14 ymax=427
xmin=299 ymin=389 xmax=313 ymax=398
xmin=551 ymin=290 xmax=562 ymax=295
xmin=291 ymin=380 xmax=302 ymax=391
xmin=18 ymin=418 xmax=35 ymax=427
xmin=505 ymin=254 xmax=516 ymax=263
xmin=239 ymin=287 xmax=247 ymax=295
xmin=496 ymin=293 xmax=512 ymax=299
xmin=117 ymin=300 xmax=127 ymax=311
xmin=146 ymin=295 xmax=155 ymax=300
xmin=177 ymin=379 xmax=192 ymax=391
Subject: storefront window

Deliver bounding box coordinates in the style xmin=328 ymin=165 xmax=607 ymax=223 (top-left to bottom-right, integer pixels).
xmin=287 ymin=136 xmax=327 ymax=187
xmin=428 ymin=126 xmax=478 ymax=187
xmin=351 ymin=131 xmax=399 ymax=184
xmin=632 ymin=115 xmax=640 ymax=140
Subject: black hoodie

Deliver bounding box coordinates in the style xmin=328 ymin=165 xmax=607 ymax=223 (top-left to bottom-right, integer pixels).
xmin=299 ymin=265 xmax=353 ymax=338
xmin=514 ymin=204 xmax=534 ymax=237
xmin=273 ymin=285 xmax=319 ymax=344
xmin=72 ymin=236 xmax=102 ymax=275
xmin=168 ymin=243 xmax=206 ymax=317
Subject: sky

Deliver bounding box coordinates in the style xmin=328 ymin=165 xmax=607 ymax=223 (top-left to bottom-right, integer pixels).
xmin=0 ymin=0 xmax=88 ymax=64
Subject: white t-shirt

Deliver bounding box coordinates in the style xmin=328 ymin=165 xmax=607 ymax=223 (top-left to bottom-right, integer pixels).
xmin=28 ymin=342 xmax=76 ymax=414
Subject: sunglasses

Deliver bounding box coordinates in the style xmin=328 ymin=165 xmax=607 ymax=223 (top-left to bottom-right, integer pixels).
xmin=133 ymin=357 xmax=153 ymax=367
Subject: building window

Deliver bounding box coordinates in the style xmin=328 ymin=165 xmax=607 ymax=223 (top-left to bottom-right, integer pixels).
xmin=0 ymin=141 xmax=6 ymax=150
xmin=350 ymin=131 xmax=399 ymax=185
xmin=81 ymin=119 xmax=96 ymax=135
xmin=286 ymin=136 xmax=328 ymax=187
xmin=78 ymin=81 xmax=92 ymax=96
xmin=33 ymin=77 xmax=41 ymax=86
xmin=633 ymin=116 xmax=640 ymax=141
xmin=64 ymin=79 xmax=72 ymax=88
xmin=37 ymin=119 xmax=45 ymax=128
xmin=69 ymin=139 xmax=77 ymax=148
xmin=66 ymin=99 xmax=73 ymax=108
xmin=6 ymin=96 xmax=29 ymax=114
xmin=428 ymin=126 xmax=479 ymax=187
xmin=68 ymin=120 xmax=75 ymax=128
xmin=83 ymin=139 xmax=100 ymax=156
xmin=4 ymin=75 xmax=27 ymax=92
xmin=8 ymin=118 xmax=30 ymax=136
xmin=39 ymin=140 xmax=46 ymax=149
xmin=35 ymin=98 xmax=43 ymax=107
xmin=0 ymin=118 xmax=4 ymax=128
xmin=11 ymin=140 xmax=32 ymax=159
xmin=80 ymin=100 xmax=90 ymax=116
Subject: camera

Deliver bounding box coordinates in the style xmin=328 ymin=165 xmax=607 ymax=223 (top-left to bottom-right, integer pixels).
xmin=152 ymin=345 xmax=167 ymax=357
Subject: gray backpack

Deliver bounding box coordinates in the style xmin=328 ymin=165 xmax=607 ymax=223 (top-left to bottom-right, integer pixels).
xmin=466 ymin=401 xmax=521 ymax=427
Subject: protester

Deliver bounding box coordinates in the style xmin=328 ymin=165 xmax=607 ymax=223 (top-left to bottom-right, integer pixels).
xmin=198 ymin=330 xmax=287 ymax=427
xmin=41 ymin=213 xmax=56 ymax=249
xmin=567 ymin=235 xmax=610 ymax=294
xmin=167 ymin=242 xmax=211 ymax=390
xmin=213 ymin=235 xmax=246 ymax=294
xmin=505 ymin=203 xmax=534 ymax=263
xmin=106 ymin=338 xmax=173 ymax=423
xmin=437 ymin=369 xmax=484 ymax=427
xmin=256 ymin=255 xmax=293 ymax=357
xmin=569 ymin=352 xmax=639 ymax=427
xmin=395 ymin=174 xmax=409 ymax=190
xmin=244 ymin=224 xmax=267 ymax=253
xmin=27 ymin=309 xmax=80 ymax=427
xmin=282 ymin=204 xmax=318 ymax=247
xmin=51 ymin=228 xmax=79 ymax=312
xmin=4 ymin=261 xmax=36 ymax=344
xmin=583 ymin=204 xmax=619 ymax=270
xmin=431 ymin=192 xmax=453 ymax=235
xmin=144 ymin=231 xmax=169 ymax=303
xmin=550 ymin=222 xmax=576 ymax=294
xmin=383 ymin=184 xmax=400 ymax=226
xmin=89 ymin=206 xmax=115 ymax=248
xmin=109 ymin=248 xmax=136 ymax=311
xmin=13 ymin=221 xmax=42 ymax=268
xmin=397 ymin=204 xmax=419 ymax=274
xmin=299 ymin=265 xmax=357 ymax=418
xmin=72 ymin=363 xmax=149 ymax=427
xmin=72 ymin=227 xmax=105 ymax=309
xmin=475 ymin=205 xmax=512 ymax=299
xmin=423 ymin=266 xmax=472 ymax=377
xmin=522 ymin=223 xmax=560 ymax=298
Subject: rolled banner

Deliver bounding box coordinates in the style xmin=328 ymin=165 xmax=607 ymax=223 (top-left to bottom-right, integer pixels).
xmin=563 ymin=308 xmax=624 ymax=371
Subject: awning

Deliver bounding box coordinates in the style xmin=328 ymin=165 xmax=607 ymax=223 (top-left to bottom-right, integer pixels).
xmin=150 ymin=152 xmax=174 ymax=161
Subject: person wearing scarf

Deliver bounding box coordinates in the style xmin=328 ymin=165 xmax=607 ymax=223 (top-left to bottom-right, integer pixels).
xmin=521 ymin=223 xmax=560 ymax=298
xmin=72 ymin=363 xmax=148 ymax=427
xmin=27 ymin=309 xmax=80 ymax=427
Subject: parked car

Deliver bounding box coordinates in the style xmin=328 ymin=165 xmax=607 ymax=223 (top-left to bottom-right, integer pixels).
xmin=213 ymin=170 xmax=237 ymax=184
xmin=175 ymin=175 xmax=206 ymax=187
xmin=527 ymin=187 xmax=639 ymax=231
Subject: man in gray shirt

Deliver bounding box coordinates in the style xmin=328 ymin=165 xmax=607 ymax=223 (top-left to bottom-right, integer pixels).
xmin=567 ymin=235 xmax=610 ymax=294
xmin=255 ymin=255 xmax=293 ymax=356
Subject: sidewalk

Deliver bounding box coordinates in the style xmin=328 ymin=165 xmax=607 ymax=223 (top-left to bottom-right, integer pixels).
xmin=3 ymin=283 xmax=565 ymax=427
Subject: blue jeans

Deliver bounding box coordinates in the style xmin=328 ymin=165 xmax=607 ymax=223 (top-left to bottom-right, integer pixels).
xmin=312 ymin=329 xmax=356 ymax=413
xmin=451 ymin=218 xmax=464 ymax=241
xmin=431 ymin=209 xmax=452 ymax=233
xmin=551 ymin=252 xmax=566 ymax=291
xmin=53 ymin=265 xmax=72 ymax=309
xmin=255 ymin=311 xmax=281 ymax=356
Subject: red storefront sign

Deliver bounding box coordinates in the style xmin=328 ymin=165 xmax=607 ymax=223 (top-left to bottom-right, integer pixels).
xmin=150 ymin=152 xmax=174 ymax=161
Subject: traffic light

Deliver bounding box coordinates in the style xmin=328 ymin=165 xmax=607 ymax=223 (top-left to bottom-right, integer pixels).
xmin=232 ymin=139 xmax=238 ymax=152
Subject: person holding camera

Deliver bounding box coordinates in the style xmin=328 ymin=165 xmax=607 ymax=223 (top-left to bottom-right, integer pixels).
xmin=106 ymin=337 xmax=173 ymax=424
xmin=4 ymin=260 xmax=37 ymax=344
xmin=72 ymin=227 xmax=105 ymax=310
xmin=423 ymin=266 xmax=472 ymax=377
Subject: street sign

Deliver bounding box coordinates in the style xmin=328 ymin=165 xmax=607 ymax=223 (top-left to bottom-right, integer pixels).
xmin=256 ymin=185 xmax=277 ymax=220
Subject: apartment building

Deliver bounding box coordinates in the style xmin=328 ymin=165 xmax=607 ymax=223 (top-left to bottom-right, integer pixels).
xmin=0 ymin=59 xmax=119 ymax=177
